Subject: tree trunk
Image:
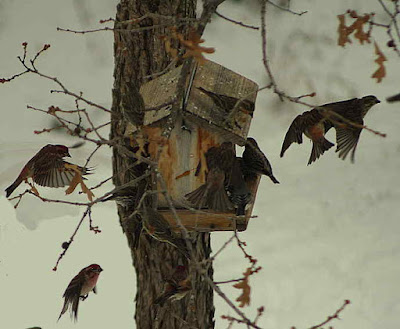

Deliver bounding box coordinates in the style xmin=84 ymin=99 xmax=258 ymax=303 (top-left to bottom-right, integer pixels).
xmin=110 ymin=1 xmax=215 ymax=328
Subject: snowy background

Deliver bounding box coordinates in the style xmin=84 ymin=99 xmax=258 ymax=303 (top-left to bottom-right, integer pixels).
xmin=1 ymin=0 xmax=400 ymax=328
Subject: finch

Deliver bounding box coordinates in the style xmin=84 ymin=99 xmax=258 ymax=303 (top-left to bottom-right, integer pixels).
xmin=140 ymin=206 xmax=190 ymax=259
xmin=197 ymin=87 xmax=255 ymax=117
xmin=185 ymin=142 xmax=235 ymax=212
xmin=154 ymin=265 xmax=191 ymax=306
xmin=242 ymin=137 xmax=279 ymax=184
xmin=326 ymin=95 xmax=380 ymax=162
xmin=280 ymin=108 xmax=334 ymax=165
xmin=5 ymin=144 xmax=90 ymax=197
xmin=226 ymin=157 xmax=252 ymax=216
xmin=58 ymin=264 xmax=103 ymax=321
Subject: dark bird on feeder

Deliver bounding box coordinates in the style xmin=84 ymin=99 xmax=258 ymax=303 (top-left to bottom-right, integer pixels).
xmin=154 ymin=265 xmax=192 ymax=307
xmin=185 ymin=142 xmax=235 ymax=212
xmin=197 ymin=87 xmax=255 ymax=117
xmin=5 ymin=144 xmax=91 ymax=197
xmin=226 ymin=157 xmax=252 ymax=216
xmin=140 ymin=206 xmax=190 ymax=259
xmin=242 ymin=137 xmax=279 ymax=184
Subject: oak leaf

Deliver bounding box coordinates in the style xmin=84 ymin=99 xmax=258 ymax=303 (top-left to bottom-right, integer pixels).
xmin=64 ymin=163 xmax=94 ymax=201
xmin=233 ymin=268 xmax=252 ymax=307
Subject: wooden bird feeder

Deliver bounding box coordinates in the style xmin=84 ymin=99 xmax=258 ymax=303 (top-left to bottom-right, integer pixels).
xmin=125 ymin=60 xmax=260 ymax=232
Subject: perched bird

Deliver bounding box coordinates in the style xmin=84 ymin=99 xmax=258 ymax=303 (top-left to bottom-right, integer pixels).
xmin=197 ymin=87 xmax=255 ymax=117
xmin=327 ymin=95 xmax=380 ymax=162
xmin=242 ymin=137 xmax=279 ymax=184
xmin=185 ymin=142 xmax=235 ymax=212
xmin=226 ymin=157 xmax=252 ymax=216
xmin=101 ymin=187 xmax=137 ymax=209
xmin=58 ymin=264 xmax=103 ymax=321
xmin=154 ymin=265 xmax=191 ymax=306
xmin=280 ymin=108 xmax=334 ymax=165
xmin=5 ymin=144 xmax=90 ymax=197
xmin=140 ymin=206 xmax=190 ymax=259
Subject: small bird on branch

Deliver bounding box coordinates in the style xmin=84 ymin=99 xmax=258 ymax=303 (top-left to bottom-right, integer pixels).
xmin=154 ymin=265 xmax=192 ymax=306
xmin=185 ymin=142 xmax=235 ymax=212
xmin=58 ymin=264 xmax=103 ymax=321
xmin=5 ymin=144 xmax=91 ymax=197
xmin=242 ymin=137 xmax=279 ymax=184
xmin=140 ymin=205 xmax=190 ymax=259
xmin=280 ymin=95 xmax=380 ymax=164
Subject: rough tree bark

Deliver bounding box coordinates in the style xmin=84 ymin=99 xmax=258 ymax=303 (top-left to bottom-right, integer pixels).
xmin=110 ymin=1 xmax=215 ymax=328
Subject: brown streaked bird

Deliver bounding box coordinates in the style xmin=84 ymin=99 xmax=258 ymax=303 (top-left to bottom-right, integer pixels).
xmin=242 ymin=137 xmax=279 ymax=184
xmin=226 ymin=157 xmax=252 ymax=216
xmin=327 ymin=95 xmax=380 ymax=162
xmin=154 ymin=265 xmax=192 ymax=307
xmin=280 ymin=108 xmax=334 ymax=165
xmin=58 ymin=264 xmax=103 ymax=321
xmin=5 ymin=144 xmax=90 ymax=197
xmin=197 ymin=87 xmax=255 ymax=117
xmin=140 ymin=206 xmax=190 ymax=259
xmin=185 ymin=142 xmax=235 ymax=212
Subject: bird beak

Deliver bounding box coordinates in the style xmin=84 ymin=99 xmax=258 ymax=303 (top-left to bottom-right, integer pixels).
xmin=376 ymin=99 xmax=381 ymax=104
xmin=66 ymin=152 xmax=71 ymax=157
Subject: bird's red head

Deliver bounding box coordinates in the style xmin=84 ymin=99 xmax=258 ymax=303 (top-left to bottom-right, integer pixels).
xmin=87 ymin=264 xmax=103 ymax=273
xmin=53 ymin=145 xmax=71 ymax=157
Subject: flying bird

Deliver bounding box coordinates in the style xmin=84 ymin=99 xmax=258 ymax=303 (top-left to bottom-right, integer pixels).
xmin=154 ymin=265 xmax=191 ymax=306
xmin=140 ymin=206 xmax=190 ymax=259
xmin=58 ymin=264 xmax=103 ymax=321
xmin=280 ymin=96 xmax=380 ymax=164
xmin=280 ymin=108 xmax=334 ymax=165
xmin=327 ymin=95 xmax=380 ymax=162
xmin=242 ymin=137 xmax=279 ymax=184
xmin=5 ymin=144 xmax=90 ymax=197
xmin=185 ymin=142 xmax=235 ymax=212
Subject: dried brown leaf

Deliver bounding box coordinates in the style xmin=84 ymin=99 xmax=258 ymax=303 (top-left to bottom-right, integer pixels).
xmin=371 ymin=42 xmax=387 ymax=83
xmin=233 ymin=268 xmax=252 ymax=308
xmin=337 ymin=14 xmax=352 ymax=47
xmin=64 ymin=163 xmax=94 ymax=201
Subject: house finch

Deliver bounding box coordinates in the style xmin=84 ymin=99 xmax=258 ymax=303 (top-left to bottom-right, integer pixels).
xmin=197 ymin=87 xmax=255 ymax=117
xmin=242 ymin=137 xmax=279 ymax=184
xmin=226 ymin=157 xmax=252 ymax=216
xmin=280 ymin=108 xmax=334 ymax=165
xmin=5 ymin=144 xmax=90 ymax=197
xmin=140 ymin=206 xmax=190 ymax=259
xmin=185 ymin=142 xmax=235 ymax=212
xmin=327 ymin=95 xmax=380 ymax=162
xmin=154 ymin=265 xmax=191 ymax=306
xmin=58 ymin=264 xmax=103 ymax=321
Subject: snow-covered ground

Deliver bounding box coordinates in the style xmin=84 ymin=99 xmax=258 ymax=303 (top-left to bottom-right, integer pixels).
xmin=1 ymin=0 xmax=399 ymax=328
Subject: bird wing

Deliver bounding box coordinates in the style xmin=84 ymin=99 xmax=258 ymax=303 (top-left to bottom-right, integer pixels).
xmin=280 ymin=109 xmax=324 ymax=157
xmin=335 ymin=123 xmax=363 ymax=163
xmin=58 ymin=272 xmax=84 ymax=321
xmin=33 ymin=159 xmax=76 ymax=188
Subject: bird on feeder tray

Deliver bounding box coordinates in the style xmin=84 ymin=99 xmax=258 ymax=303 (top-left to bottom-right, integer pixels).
xmin=140 ymin=205 xmax=190 ymax=259
xmin=185 ymin=142 xmax=235 ymax=212
xmin=197 ymin=87 xmax=255 ymax=117
xmin=280 ymin=95 xmax=380 ymax=164
xmin=242 ymin=137 xmax=279 ymax=184
xmin=154 ymin=265 xmax=192 ymax=306
xmin=226 ymin=157 xmax=252 ymax=216
xmin=5 ymin=144 xmax=91 ymax=197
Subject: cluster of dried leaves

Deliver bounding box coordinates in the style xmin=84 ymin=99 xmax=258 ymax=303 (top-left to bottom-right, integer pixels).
xmin=337 ymin=10 xmax=388 ymax=83
xmin=160 ymin=27 xmax=215 ymax=64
